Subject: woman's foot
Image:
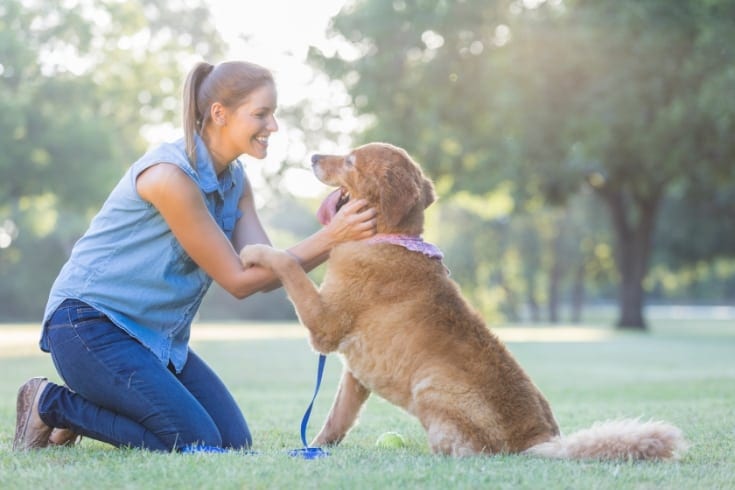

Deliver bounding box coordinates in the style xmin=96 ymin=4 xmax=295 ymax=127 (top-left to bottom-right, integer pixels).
xmin=13 ymin=377 xmax=53 ymax=451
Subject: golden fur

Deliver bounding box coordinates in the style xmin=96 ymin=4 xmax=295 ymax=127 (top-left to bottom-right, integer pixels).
xmin=240 ymin=142 xmax=688 ymax=459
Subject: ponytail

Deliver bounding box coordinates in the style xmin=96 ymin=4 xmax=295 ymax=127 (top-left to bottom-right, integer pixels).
xmin=181 ymin=60 xmax=274 ymax=169
xmin=182 ymin=62 xmax=215 ymax=168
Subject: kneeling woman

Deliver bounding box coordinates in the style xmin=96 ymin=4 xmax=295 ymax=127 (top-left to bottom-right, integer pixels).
xmin=13 ymin=60 xmax=376 ymax=452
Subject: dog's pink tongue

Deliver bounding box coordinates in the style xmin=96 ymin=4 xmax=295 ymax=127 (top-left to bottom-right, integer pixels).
xmin=317 ymin=188 xmax=342 ymax=225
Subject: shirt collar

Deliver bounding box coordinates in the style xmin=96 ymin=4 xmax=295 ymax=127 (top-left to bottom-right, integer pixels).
xmin=194 ymin=133 xmax=236 ymax=196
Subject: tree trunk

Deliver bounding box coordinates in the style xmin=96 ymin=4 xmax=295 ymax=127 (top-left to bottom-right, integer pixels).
xmin=526 ymin=278 xmax=541 ymax=323
xmin=548 ymin=277 xmax=560 ymax=323
xmin=570 ymin=262 xmax=585 ymax=323
xmin=600 ymin=187 xmax=661 ymax=330
xmin=497 ymin=270 xmax=522 ymax=323
xmin=548 ymin=219 xmax=566 ymax=324
xmin=528 ymin=288 xmax=541 ymax=323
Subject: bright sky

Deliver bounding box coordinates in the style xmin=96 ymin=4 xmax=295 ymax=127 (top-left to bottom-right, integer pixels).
xmin=205 ymin=0 xmax=351 ymax=201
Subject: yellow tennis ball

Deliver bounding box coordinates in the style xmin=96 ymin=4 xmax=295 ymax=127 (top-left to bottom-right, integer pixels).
xmin=375 ymin=431 xmax=406 ymax=449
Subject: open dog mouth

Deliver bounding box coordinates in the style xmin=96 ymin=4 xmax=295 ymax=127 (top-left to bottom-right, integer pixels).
xmin=317 ymin=188 xmax=350 ymax=226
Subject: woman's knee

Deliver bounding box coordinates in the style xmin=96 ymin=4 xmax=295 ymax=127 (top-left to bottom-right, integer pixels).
xmin=222 ymin=423 xmax=252 ymax=450
xmin=160 ymin=417 xmax=223 ymax=450
xmin=181 ymin=431 xmax=222 ymax=450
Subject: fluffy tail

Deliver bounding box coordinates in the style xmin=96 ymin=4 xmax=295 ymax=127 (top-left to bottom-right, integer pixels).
xmin=525 ymin=418 xmax=689 ymax=461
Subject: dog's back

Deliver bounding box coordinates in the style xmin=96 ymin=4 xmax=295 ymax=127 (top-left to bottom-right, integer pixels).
xmin=323 ymin=241 xmax=560 ymax=455
xmin=245 ymin=141 xmax=686 ymax=459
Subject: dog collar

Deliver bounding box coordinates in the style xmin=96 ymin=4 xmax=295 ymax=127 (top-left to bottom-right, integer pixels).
xmin=366 ymin=233 xmax=444 ymax=260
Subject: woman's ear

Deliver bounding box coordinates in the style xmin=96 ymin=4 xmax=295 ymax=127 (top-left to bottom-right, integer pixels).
xmin=210 ymin=102 xmax=226 ymax=126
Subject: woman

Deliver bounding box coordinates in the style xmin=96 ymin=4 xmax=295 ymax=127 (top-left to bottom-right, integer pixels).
xmin=13 ymin=61 xmax=376 ymax=452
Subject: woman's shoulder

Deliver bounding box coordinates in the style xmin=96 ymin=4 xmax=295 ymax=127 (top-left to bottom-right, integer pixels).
xmin=132 ymin=138 xmax=197 ymax=179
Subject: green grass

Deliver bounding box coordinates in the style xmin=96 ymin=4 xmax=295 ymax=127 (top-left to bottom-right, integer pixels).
xmin=1 ymin=318 xmax=734 ymax=489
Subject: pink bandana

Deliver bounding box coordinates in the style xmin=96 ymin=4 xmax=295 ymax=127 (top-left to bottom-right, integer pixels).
xmin=317 ymin=193 xmax=446 ymax=264
xmin=366 ymin=234 xmax=444 ymax=260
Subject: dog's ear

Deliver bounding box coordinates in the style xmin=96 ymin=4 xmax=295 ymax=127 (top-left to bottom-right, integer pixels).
xmin=379 ymin=164 xmax=421 ymax=228
xmin=421 ymin=177 xmax=436 ymax=209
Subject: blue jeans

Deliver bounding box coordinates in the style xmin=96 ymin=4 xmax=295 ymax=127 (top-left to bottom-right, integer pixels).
xmin=38 ymin=299 xmax=251 ymax=451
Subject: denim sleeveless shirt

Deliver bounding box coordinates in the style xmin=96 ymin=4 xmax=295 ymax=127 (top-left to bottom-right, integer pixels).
xmin=40 ymin=135 xmax=245 ymax=372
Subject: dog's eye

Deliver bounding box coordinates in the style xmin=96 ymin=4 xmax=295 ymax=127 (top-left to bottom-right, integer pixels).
xmin=346 ymin=155 xmax=356 ymax=167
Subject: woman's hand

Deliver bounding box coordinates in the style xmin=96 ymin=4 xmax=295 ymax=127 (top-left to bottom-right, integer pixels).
xmin=323 ymin=198 xmax=377 ymax=246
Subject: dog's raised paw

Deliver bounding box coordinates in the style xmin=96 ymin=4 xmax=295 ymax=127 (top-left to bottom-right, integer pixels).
xmin=239 ymin=243 xmax=273 ymax=268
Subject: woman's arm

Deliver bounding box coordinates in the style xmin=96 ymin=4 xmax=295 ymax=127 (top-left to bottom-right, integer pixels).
xmin=231 ymin=173 xmax=271 ymax=253
xmin=283 ymin=196 xmax=375 ymax=270
xmin=230 ymin=172 xmax=375 ymax=291
xmin=137 ymin=163 xmax=375 ymax=299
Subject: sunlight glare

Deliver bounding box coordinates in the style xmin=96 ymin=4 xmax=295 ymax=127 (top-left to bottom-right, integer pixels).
xmin=205 ymin=0 xmax=351 ymax=199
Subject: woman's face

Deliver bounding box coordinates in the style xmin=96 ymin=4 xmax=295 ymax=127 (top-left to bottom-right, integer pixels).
xmin=221 ymin=82 xmax=279 ymax=161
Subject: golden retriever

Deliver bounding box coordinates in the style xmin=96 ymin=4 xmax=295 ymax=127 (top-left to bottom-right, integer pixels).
xmin=240 ymin=142 xmax=687 ymax=459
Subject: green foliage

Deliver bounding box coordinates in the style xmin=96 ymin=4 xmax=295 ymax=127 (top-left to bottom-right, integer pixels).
xmin=0 ymin=0 xmax=225 ymax=319
xmin=307 ymin=0 xmax=735 ymax=327
xmin=438 ymin=189 xmax=615 ymax=324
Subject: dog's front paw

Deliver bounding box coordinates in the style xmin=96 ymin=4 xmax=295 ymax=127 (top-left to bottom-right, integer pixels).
xmin=239 ymin=244 xmax=277 ymax=269
xmin=312 ymin=433 xmax=344 ymax=447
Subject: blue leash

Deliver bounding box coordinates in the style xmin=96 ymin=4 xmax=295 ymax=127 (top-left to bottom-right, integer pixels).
xmin=287 ymin=353 xmax=330 ymax=459
xmin=182 ymin=353 xmax=329 ymax=458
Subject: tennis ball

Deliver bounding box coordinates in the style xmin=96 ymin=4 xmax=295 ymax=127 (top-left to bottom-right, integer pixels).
xmin=375 ymin=431 xmax=406 ymax=449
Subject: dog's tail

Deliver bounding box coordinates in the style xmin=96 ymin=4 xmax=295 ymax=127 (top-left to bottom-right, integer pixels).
xmin=524 ymin=418 xmax=688 ymax=461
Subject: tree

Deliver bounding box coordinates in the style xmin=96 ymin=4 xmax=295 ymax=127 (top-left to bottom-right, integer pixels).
xmin=435 ymin=187 xmax=615 ymax=324
xmin=308 ymin=0 xmax=735 ymax=328
xmin=508 ymin=0 xmax=735 ymax=327
xmin=0 ymin=0 xmax=225 ymax=319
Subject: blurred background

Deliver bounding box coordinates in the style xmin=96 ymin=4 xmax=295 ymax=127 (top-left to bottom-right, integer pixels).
xmin=1 ymin=0 xmax=733 ymax=330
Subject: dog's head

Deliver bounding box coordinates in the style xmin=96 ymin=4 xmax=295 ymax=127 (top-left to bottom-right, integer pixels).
xmin=312 ymin=142 xmax=436 ymax=235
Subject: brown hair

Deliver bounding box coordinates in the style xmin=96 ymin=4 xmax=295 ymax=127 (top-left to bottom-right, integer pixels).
xmin=182 ymin=60 xmax=274 ymax=168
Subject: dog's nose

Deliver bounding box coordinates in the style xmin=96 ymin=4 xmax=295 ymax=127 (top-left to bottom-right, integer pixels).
xmin=311 ymin=154 xmax=322 ymax=165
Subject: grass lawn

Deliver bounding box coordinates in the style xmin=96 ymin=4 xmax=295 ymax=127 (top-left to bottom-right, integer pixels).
xmin=1 ymin=318 xmax=733 ymax=489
